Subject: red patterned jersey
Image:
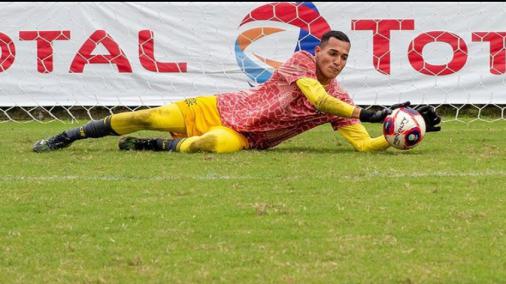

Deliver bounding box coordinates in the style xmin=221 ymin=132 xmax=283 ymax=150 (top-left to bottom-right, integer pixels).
xmin=217 ymin=51 xmax=359 ymax=149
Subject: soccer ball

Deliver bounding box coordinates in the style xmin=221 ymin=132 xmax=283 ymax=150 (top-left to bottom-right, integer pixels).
xmin=383 ymin=107 xmax=426 ymax=150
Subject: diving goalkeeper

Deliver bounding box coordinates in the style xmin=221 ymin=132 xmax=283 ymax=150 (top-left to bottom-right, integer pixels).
xmin=33 ymin=30 xmax=441 ymax=154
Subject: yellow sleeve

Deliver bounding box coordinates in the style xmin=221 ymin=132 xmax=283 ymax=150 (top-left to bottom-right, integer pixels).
xmin=296 ymin=77 xmax=356 ymax=118
xmin=337 ymin=123 xmax=390 ymax=152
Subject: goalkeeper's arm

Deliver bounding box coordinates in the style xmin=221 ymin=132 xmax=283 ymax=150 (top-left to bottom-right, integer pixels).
xmin=295 ymin=77 xmax=388 ymax=122
xmin=338 ymin=123 xmax=390 ymax=152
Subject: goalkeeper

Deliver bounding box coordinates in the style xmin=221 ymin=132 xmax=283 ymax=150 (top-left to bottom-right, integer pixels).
xmin=33 ymin=30 xmax=441 ymax=154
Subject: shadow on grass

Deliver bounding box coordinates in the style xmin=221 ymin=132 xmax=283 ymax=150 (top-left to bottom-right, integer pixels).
xmin=27 ymin=143 xmax=429 ymax=156
xmin=265 ymin=146 xmax=426 ymax=155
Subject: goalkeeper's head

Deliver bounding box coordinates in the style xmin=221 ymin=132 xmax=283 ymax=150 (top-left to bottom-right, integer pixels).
xmin=315 ymin=31 xmax=351 ymax=84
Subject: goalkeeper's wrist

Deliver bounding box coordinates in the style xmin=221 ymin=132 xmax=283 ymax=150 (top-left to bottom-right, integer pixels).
xmin=359 ymin=108 xmax=387 ymax=123
xmin=359 ymin=108 xmax=375 ymax=122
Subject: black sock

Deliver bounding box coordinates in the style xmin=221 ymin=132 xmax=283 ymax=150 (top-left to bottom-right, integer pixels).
xmin=65 ymin=116 xmax=118 ymax=141
xmin=156 ymin=138 xmax=183 ymax=151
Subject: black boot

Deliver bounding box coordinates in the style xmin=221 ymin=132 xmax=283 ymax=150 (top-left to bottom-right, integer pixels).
xmin=32 ymin=132 xmax=74 ymax=152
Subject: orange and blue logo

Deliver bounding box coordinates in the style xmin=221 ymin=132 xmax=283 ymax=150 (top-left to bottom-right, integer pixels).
xmin=235 ymin=2 xmax=331 ymax=84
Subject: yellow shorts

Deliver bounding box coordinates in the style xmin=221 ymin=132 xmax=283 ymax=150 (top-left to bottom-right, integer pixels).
xmin=175 ymin=96 xmax=222 ymax=137
xmin=174 ymin=96 xmax=249 ymax=150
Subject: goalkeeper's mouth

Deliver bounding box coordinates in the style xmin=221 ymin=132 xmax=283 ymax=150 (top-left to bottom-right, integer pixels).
xmin=329 ymin=67 xmax=340 ymax=76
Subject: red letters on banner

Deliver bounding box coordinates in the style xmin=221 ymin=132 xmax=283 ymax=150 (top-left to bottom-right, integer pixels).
xmin=138 ymin=30 xmax=187 ymax=73
xmin=12 ymin=30 xmax=188 ymax=74
xmin=1 ymin=25 xmax=505 ymax=75
xmin=352 ymin=19 xmax=415 ymax=75
xmin=19 ymin=31 xmax=71 ymax=73
xmin=472 ymin=32 xmax=506 ymax=75
xmin=408 ymin=31 xmax=468 ymax=75
xmin=0 ymin=33 xmax=16 ymax=72
xmin=69 ymin=30 xmax=132 ymax=73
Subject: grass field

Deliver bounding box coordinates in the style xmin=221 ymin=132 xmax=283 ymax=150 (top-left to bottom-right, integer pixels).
xmin=1 ymin=120 xmax=505 ymax=283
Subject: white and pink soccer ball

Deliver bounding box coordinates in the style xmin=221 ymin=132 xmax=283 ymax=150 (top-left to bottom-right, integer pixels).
xmin=383 ymin=107 xmax=426 ymax=150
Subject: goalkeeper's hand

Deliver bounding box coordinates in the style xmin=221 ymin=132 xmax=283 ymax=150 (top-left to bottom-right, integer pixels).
xmin=359 ymin=101 xmax=411 ymax=123
xmin=414 ymin=105 xmax=441 ymax=132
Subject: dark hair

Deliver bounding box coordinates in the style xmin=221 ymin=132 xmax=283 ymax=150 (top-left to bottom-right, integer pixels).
xmin=319 ymin=31 xmax=350 ymax=47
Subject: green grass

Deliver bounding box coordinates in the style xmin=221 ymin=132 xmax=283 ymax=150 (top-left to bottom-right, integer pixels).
xmin=1 ymin=120 xmax=506 ymax=283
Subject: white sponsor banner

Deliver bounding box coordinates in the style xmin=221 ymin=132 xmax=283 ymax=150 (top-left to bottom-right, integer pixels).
xmin=0 ymin=2 xmax=505 ymax=106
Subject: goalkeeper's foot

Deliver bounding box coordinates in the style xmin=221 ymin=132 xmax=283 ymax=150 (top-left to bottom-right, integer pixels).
xmin=118 ymin=136 xmax=164 ymax=151
xmin=32 ymin=132 xmax=74 ymax=153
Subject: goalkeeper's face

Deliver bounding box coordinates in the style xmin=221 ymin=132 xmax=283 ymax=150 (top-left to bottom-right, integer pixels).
xmin=315 ymin=38 xmax=350 ymax=82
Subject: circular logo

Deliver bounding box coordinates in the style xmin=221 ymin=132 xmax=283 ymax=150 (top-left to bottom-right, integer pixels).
xmin=235 ymin=2 xmax=331 ymax=85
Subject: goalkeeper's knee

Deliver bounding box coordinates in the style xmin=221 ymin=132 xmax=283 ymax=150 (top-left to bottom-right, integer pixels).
xmin=178 ymin=126 xmax=248 ymax=153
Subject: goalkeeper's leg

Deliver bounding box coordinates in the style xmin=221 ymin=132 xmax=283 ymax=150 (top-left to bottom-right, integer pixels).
xmin=32 ymin=103 xmax=185 ymax=152
xmin=119 ymin=126 xmax=248 ymax=154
